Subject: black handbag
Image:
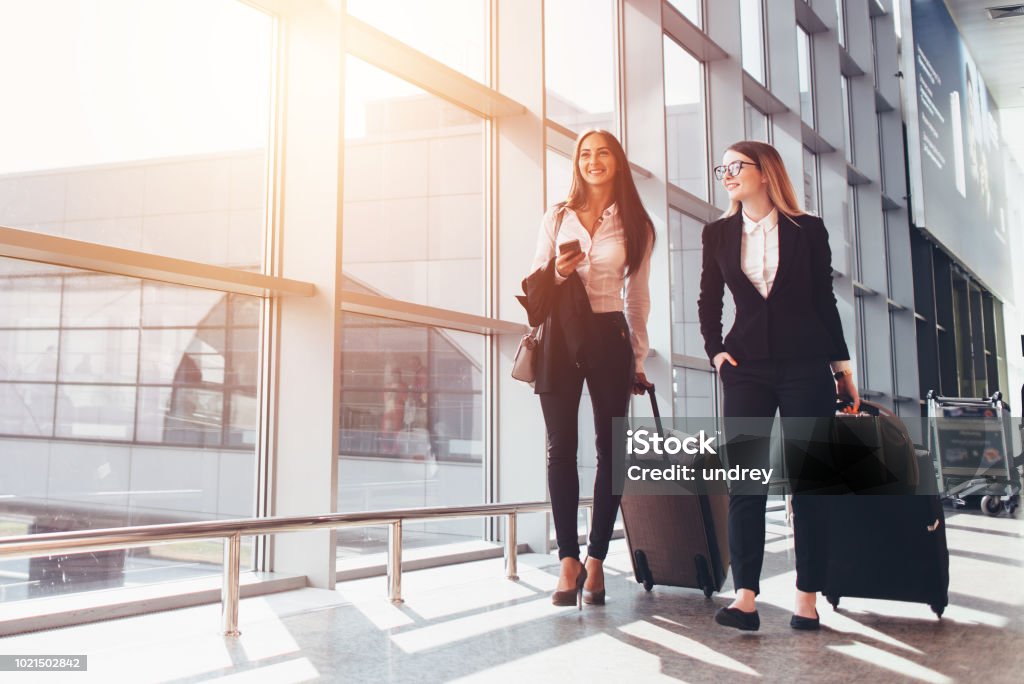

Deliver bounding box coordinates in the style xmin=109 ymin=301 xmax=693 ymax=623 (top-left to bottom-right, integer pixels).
xmin=511 ymin=209 xmax=565 ymax=385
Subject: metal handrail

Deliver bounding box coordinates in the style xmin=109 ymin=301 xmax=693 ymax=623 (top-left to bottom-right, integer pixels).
xmin=0 ymin=498 xmax=593 ymax=636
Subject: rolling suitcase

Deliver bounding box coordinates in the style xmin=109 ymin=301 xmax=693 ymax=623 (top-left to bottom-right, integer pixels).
xmin=620 ymin=385 xmax=730 ymax=597
xmin=823 ymin=435 xmax=949 ymax=617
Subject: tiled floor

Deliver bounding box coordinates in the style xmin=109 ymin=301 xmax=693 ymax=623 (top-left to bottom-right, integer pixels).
xmin=1 ymin=508 xmax=1022 ymax=683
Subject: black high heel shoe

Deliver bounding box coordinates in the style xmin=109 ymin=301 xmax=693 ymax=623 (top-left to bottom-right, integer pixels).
xmin=551 ymin=562 xmax=588 ymax=610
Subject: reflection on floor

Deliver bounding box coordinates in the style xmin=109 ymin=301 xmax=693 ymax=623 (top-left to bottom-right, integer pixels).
xmin=1 ymin=509 xmax=1022 ymax=683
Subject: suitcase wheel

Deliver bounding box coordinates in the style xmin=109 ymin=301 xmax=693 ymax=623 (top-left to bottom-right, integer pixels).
xmin=633 ymin=550 xmax=654 ymax=591
xmin=694 ymin=555 xmax=714 ymax=599
xmin=931 ymin=604 xmax=944 ymax=618
xmin=827 ymin=594 xmax=840 ymax=609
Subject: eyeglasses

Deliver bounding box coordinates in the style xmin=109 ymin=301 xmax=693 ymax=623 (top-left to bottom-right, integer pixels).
xmin=713 ymin=161 xmax=759 ymax=180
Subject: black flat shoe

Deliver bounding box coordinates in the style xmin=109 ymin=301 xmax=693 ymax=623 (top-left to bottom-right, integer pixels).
xmin=714 ymin=606 xmax=760 ymax=631
xmin=551 ymin=565 xmax=588 ymax=610
xmin=790 ymin=610 xmax=820 ymax=630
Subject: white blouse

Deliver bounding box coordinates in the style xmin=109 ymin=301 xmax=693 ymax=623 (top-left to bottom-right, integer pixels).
xmin=740 ymin=208 xmax=780 ymax=299
xmin=531 ymin=204 xmax=651 ymax=373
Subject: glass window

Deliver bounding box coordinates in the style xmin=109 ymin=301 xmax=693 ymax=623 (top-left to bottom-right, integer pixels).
xmin=546 ymin=149 xmax=572 ymax=208
xmin=836 ymin=0 xmax=846 ymax=47
xmin=841 ymin=76 xmax=854 ymax=163
xmin=673 ymin=366 xmax=716 ymax=419
xmin=0 ymin=1 xmax=273 ymax=270
xmin=664 ymin=36 xmax=708 ymax=199
xmin=343 ymin=57 xmax=486 ymax=316
xmin=337 ymin=313 xmax=484 ymax=558
xmin=740 ymin=0 xmax=766 ymax=84
xmin=797 ymin=27 xmax=815 ymax=127
xmin=803 ymin=147 xmax=819 ymax=215
xmin=848 ymin=184 xmax=861 ymax=281
xmin=545 ymin=0 xmax=617 ymax=134
xmin=346 ymin=0 xmax=488 ymax=84
xmin=0 ymin=257 xmax=259 ymax=601
xmin=744 ymin=100 xmax=770 ymax=142
xmin=667 ymin=0 xmax=702 ymax=27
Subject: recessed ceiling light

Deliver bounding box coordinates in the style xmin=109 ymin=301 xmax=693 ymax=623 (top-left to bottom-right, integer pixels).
xmin=987 ymin=4 xmax=1024 ymax=20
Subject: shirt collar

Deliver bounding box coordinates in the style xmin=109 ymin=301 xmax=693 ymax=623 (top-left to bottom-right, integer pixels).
xmin=741 ymin=207 xmax=779 ymax=234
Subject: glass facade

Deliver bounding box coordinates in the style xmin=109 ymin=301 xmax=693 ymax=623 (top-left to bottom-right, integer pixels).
xmin=664 ymin=36 xmax=708 ymax=199
xmin=0 ymin=0 xmax=1008 ymax=615
xmin=740 ymin=0 xmax=766 ymax=84
xmin=544 ymin=0 xmax=617 ymax=134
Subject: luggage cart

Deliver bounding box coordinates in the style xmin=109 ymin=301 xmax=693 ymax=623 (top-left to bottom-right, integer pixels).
xmin=926 ymin=391 xmax=1020 ymax=517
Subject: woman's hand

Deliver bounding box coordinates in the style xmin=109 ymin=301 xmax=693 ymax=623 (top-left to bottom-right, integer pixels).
xmin=633 ymin=372 xmax=651 ymax=395
xmin=555 ymin=249 xmax=586 ymax=278
xmin=713 ymin=352 xmax=737 ymax=373
xmin=836 ymin=374 xmax=861 ymax=413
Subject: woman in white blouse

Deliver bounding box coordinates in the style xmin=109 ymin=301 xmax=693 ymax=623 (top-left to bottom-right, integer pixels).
xmin=528 ymin=129 xmax=654 ymax=608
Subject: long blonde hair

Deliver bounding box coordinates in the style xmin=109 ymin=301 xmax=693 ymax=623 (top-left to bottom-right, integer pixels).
xmin=559 ymin=129 xmax=654 ymax=275
xmin=720 ymin=141 xmax=806 ymax=220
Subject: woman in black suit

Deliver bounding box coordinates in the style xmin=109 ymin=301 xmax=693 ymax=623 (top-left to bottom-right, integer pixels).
xmin=698 ymin=140 xmax=860 ymax=631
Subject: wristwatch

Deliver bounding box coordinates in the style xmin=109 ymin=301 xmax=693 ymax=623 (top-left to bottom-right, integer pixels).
xmin=833 ymin=368 xmax=853 ymax=381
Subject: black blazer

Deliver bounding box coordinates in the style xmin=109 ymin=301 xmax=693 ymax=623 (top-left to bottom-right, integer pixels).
xmin=517 ymin=258 xmax=594 ymax=394
xmin=697 ymin=211 xmax=850 ymax=365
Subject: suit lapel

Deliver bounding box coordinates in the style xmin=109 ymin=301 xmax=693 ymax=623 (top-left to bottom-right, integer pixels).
xmin=768 ymin=213 xmax=799 ymax=297
xmin=725 ymin=212 xmax=763 ymax=300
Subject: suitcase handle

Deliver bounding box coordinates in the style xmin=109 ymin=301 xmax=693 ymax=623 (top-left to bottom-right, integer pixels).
xmin=642 ymin=383 xmax=665 ymax=437
xmin=835 ymin=398 xmax=893 ymax=417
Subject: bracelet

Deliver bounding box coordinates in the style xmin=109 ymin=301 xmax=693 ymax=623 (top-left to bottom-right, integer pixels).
xmin=833 ymin=368 xmax=853 ymax=381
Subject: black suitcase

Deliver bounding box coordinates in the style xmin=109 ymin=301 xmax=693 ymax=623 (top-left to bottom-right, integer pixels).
xmin=823 ymin=451 xmax=950 ymax=617
xmin=620 ymin=386 xmax=730 ymax=597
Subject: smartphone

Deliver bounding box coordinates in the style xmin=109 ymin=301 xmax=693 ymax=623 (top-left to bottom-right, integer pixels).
xmin=558 ymin=239 xmax=581 ymax=256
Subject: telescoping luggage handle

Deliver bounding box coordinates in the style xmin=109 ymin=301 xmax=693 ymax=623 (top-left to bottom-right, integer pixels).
xmin=641 ymin=383 xmax=664 ymax=436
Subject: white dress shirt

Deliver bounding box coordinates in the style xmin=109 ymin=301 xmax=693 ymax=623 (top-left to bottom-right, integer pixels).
xmin=740 ymin=208 xmax=780 ymax=299
xmin=531 ymin=204 xmax=651 ymax=373
xmin=740 ymin=207 xmax=850 ymax=374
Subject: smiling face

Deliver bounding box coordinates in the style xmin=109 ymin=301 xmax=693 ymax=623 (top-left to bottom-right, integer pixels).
xmin=577 ymin=132 xmax=618 ymax=187
xmin=720 ymin=148 xmax=767 ymax=205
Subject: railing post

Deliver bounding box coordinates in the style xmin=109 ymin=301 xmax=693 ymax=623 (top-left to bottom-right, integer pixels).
xmin=222 ymin=533 xmax=242 ymax=636
xmin=387 ymin=520 xmax=403 ymax=603
xmin=505 ymin=513 xmax=519 ymax=580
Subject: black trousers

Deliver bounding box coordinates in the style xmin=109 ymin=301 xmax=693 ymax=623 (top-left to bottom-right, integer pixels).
xmin=720 ymin=358 xmax=836 ymax=594
xmin=539 ymin=312 xmax=634 ymax=561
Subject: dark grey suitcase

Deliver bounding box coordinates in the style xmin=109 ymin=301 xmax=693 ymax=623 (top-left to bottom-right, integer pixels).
xmin=620 ymin=386 xmax=730 ymax=596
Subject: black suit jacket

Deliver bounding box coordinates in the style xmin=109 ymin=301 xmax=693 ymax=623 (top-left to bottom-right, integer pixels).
xmin=517 ymin=258 xmax=594 ymax=394
xmin=697 ymin=211 xmax=850 ymax=365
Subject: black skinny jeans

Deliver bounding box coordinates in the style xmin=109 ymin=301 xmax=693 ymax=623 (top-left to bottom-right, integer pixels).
xmin=539 ymin=312 xmax=635 ymax=562
xmin=720 ymin=358 xmax=836 ymax=594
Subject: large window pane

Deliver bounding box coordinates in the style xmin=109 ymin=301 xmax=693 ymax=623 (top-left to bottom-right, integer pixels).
xmin=740 ymin=0 xmax=766 ymax=84
xmin=667 ymin=0 xmax=702 ymax=27
xmin=347 ymin=1 xmax=488 ymax=84
xmin=0 ymin=258 xmax=260 ymax=601
xmin=546 ymin=149 xmax=572 ymax=208
xmin=0 ymin=1 xmax=273 ymax=270
xmin=673 ymin=366 xmax=716 ymax=418
xmin=343 ymin=57 xmax=485 ymax=316
xmin=669 ymin=209 xmax=705 ymax=358
xmin=338 ymin=314 xmax=484 ymax=559
xmin=664 ymin=37 xmax=708 ymax=199
xmin=841 ymin=76 xmax=854 ymax=163
xmin=797 ymin=27 xmax=815 ymax=127
xmin=744 ymin=100 xmax=770 ymax=142
xmin=803 ymin=147 xmax=820 ymax=214
xmin=545 ymin=0 xmax=617 ymax=133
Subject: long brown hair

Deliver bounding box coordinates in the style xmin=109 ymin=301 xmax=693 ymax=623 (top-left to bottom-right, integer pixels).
xmin=721 ymin=140 xmax=806 ymax=220
xmin=558 ymin=129 xmax=654 ymax=275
